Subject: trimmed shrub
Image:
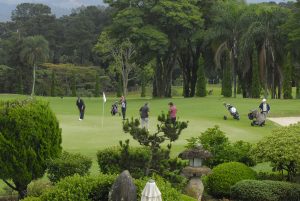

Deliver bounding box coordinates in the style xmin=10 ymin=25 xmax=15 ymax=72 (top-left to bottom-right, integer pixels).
xmin=231 ymin=180 xmax=300 ymax=201
xmin=47 ymin=151 xmax=92 ymax=183
xmin=0 ymin=99 xmax=62 ymax=199
xmin=21 ymin=197 xmax=41 ymax=201
xmin=97 ymin=146 xmax=151 ymax=178
xmin=206 ymin=162 xmax=256 ymax=198
xmin=40 ymin=174 xmax=116 ymax=201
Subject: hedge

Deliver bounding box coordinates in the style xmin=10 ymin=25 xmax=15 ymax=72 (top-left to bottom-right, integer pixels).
xmin=231 ymin=180 xmax=300 ymax=201
xmin=206 ymin=162 xmax=256 ymax=198
xmin=47 ymin=151 xmax=92 ymax=183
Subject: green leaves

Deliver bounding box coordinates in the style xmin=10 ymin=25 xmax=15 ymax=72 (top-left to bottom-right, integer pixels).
xmin=252 ymin=123 xmax=300 ymax=181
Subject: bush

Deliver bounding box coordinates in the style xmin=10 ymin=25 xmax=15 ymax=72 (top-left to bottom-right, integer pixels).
xmin=40 ymin=174 xmax=116 ymax=201
xmin=206 ymin=162 xmax=256 ymax=198
xmin=231 ymin=180 xmax=300 ymax=201
xmin=186 ymin=126 xmax=255 ymax=167
xmin=21 ymin=197 xmax=41 ymax=201
xmin=97 ymin=145 xmax=151 ymax=178
xmin=47 ymin=151 xmax=92 ymax=183
xmin=27 ymin=180 xmax=52 ymax=197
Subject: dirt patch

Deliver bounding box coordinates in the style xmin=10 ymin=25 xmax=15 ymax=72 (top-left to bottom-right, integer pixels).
xmin=268 ymin=117 xmax=300 ymax=126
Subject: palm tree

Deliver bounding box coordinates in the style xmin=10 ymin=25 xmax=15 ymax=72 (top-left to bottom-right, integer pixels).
xmin=209 ymin=0 xmax=249 ymax=98
xmin=20 ymin=35 xmax=49 ymax=97
xmin=240 ymin=4 xmax=289 ymax=98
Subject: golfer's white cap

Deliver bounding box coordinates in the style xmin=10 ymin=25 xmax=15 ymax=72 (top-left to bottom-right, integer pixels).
xmin=262 ymin=98 xmax=266 ymax=102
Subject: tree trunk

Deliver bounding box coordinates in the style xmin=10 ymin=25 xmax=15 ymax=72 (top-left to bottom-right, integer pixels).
xmin=153 ymin=55 xmax=175 ymax=98
xmin=190 ymin=46 xmax=201 ymax=97
xmin=31 ymin=63 xmax=36 ymax=97
xmin=233 ymin=39 xmax=238 ymax=98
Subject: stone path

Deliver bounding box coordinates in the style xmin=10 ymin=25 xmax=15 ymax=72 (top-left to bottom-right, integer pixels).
xmin=268 ymin=117 xmax=300 ymax=126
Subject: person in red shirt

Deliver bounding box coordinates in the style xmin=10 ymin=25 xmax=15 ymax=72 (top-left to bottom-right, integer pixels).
xmin=168 ymin=102 xmax=177 ymax=124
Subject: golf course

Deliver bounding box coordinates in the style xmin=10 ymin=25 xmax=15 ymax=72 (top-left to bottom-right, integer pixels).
xmin=1 ymin=86 xmax=299 ymax=175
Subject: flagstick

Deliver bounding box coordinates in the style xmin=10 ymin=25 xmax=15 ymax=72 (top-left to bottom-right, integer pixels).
xmin=102 ymin=99 xmax=105 ymax=128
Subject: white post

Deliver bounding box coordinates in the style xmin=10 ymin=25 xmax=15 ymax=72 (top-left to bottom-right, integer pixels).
xmin=102 ymin=100 xmax=105 ymax=128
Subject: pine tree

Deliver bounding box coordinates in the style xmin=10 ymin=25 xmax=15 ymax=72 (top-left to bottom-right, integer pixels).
xmin=94 ymin=73 xmax=100 ymax=97
xmin=196 ymin=56 xmax=207 ymax=97
xmin=222 ymin=51 xmax=232 ymax=97
xmin=251 ymin=49 xmax=260 ymax=98
xmin=283 ymin=53 xmax=293 ymax=99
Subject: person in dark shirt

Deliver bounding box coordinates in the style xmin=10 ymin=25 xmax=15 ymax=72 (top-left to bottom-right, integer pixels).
xmin=120 ymin=96 xmax=127 ymax=120
xmin=76 ymin=97 xmax=85 ymax=120
xmin=139 ymin=103 xmax=149 ymax=130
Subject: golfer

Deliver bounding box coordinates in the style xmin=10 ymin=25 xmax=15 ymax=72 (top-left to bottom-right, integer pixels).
xmin=168 ymin=102 xmax=177 ymax=124
xmin=139 ymin=103 xmax=149 ymax=130
xmin=76 ymin=97 xmax=85 ymax=120
xmin=259 ymin=98 xmax=270 ymax=118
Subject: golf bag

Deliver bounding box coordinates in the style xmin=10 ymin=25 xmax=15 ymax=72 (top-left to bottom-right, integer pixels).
xmin=248 ymin=109 xmax=265 ymax=126
xmin=111 ymin=102 xmax=119 ymax=116
xmin=223 ymin=103 xmax=240 ymax=120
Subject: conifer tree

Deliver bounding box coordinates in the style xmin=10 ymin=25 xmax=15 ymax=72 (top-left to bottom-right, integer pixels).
xmin=222 ymin=51 xmax=232 ymax=97
xmin=94 ymin=73 xmax=100 ymax=97
xmin=196 ymin=56 xmax=207 ymax=97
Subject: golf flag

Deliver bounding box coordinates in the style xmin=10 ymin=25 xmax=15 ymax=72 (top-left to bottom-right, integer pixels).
xmin=103 ymin=92 xmax=106 ymax=103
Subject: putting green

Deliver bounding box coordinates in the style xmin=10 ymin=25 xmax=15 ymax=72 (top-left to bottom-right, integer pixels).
xmin=1 ymin=90 xmax=300 ymax=175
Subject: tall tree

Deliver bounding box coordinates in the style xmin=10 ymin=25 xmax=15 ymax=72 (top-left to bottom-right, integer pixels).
xmin=283 ymin=53 xmax=293 ymax=99
xmin=95 ymin=31 xmax=137 ymax=96
xmin=209 ymin=0 xmax=248 ymax=98
xmin=20 ymin=35 xmax=49 ymax=96
xmin=105 ymin=0 xmax=202 ymax=97
xmin=242 ymin=4 xmax=289 ymax=98
xmin=196 ymin=55 xmax=207 ymax=97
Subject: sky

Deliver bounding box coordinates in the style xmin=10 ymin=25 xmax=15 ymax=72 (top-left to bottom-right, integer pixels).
xmin=0 ymin=0 xmax=296 ymax=22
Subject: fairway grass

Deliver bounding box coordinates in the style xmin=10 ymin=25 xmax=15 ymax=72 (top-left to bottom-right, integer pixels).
xmin=1 ymin=90 xmax=300 ymax=178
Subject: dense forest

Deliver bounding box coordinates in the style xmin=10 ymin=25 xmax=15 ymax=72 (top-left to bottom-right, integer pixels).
xmin=0 ymin=0 xmax=299 ymax=99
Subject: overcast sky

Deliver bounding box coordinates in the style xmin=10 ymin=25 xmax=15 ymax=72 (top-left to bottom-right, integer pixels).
xmin=0 ymin=0 xmax=294 ymax=9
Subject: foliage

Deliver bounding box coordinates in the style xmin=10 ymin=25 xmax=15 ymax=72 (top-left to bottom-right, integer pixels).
xmin=231 ymin=180 xmax=300 ymax=201
xmin=50 ymin=70 xmax=56 ymax=97
xmin=20 ymin=35 xmax=49 ymax=96
xmin=21 ymin=197 xmax=41 ymax=201
xmin=47 ymin=151 xmax=92 ymax=183
xmin=196 ymin=56 xmax=207 ymax=97
xmin=251 ymin=48 xmax=261 ymax=98
xmin=252 ymin=123 xmax=300 ymax=181
xmin=221 ymin=51 xmax=232 ymax=97
xmin=97 ymin=140 xmax=151 ymax=178
xmin=27 ymin=180 xmax=52 ymax=198
xmin=38 ymin=174 xmax=116 ymax=201
xmin=206 ymin=162 xmax=257 ymax=198
xmin=283 ymin=53 xmax=293 ymax=99
xmin=123 ymin=112 xmax=188 ymax=175
xmin=0 ymin=99 xmax=62 ymax=199
xmin=94 ymin=73 xmax=100 ymax=97
xmin=181 ymin=194 xmax=197 ymax=201
xmin=186 ymin=126 xmax=255 ymax=167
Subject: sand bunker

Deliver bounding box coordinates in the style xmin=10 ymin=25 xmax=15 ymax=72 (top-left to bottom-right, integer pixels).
xmin=268 ymin=117 xmax=300 ymax=126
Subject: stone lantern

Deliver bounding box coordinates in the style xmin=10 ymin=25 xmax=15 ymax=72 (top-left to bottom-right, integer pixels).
xmin=178 ymin=144 xmax=213 ymax=201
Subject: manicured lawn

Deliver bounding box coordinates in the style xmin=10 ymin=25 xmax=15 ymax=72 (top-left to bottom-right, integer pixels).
xmin=0 ymin=86 xmax=299 ymax=194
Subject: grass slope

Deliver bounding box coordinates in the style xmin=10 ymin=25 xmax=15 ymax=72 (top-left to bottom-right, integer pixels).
xmin=1 ymin=87 xmax=300 ymax=177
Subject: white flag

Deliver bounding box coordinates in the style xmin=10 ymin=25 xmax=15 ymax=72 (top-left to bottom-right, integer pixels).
xmin=103 ymin=92 xmax=106 ymax=103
